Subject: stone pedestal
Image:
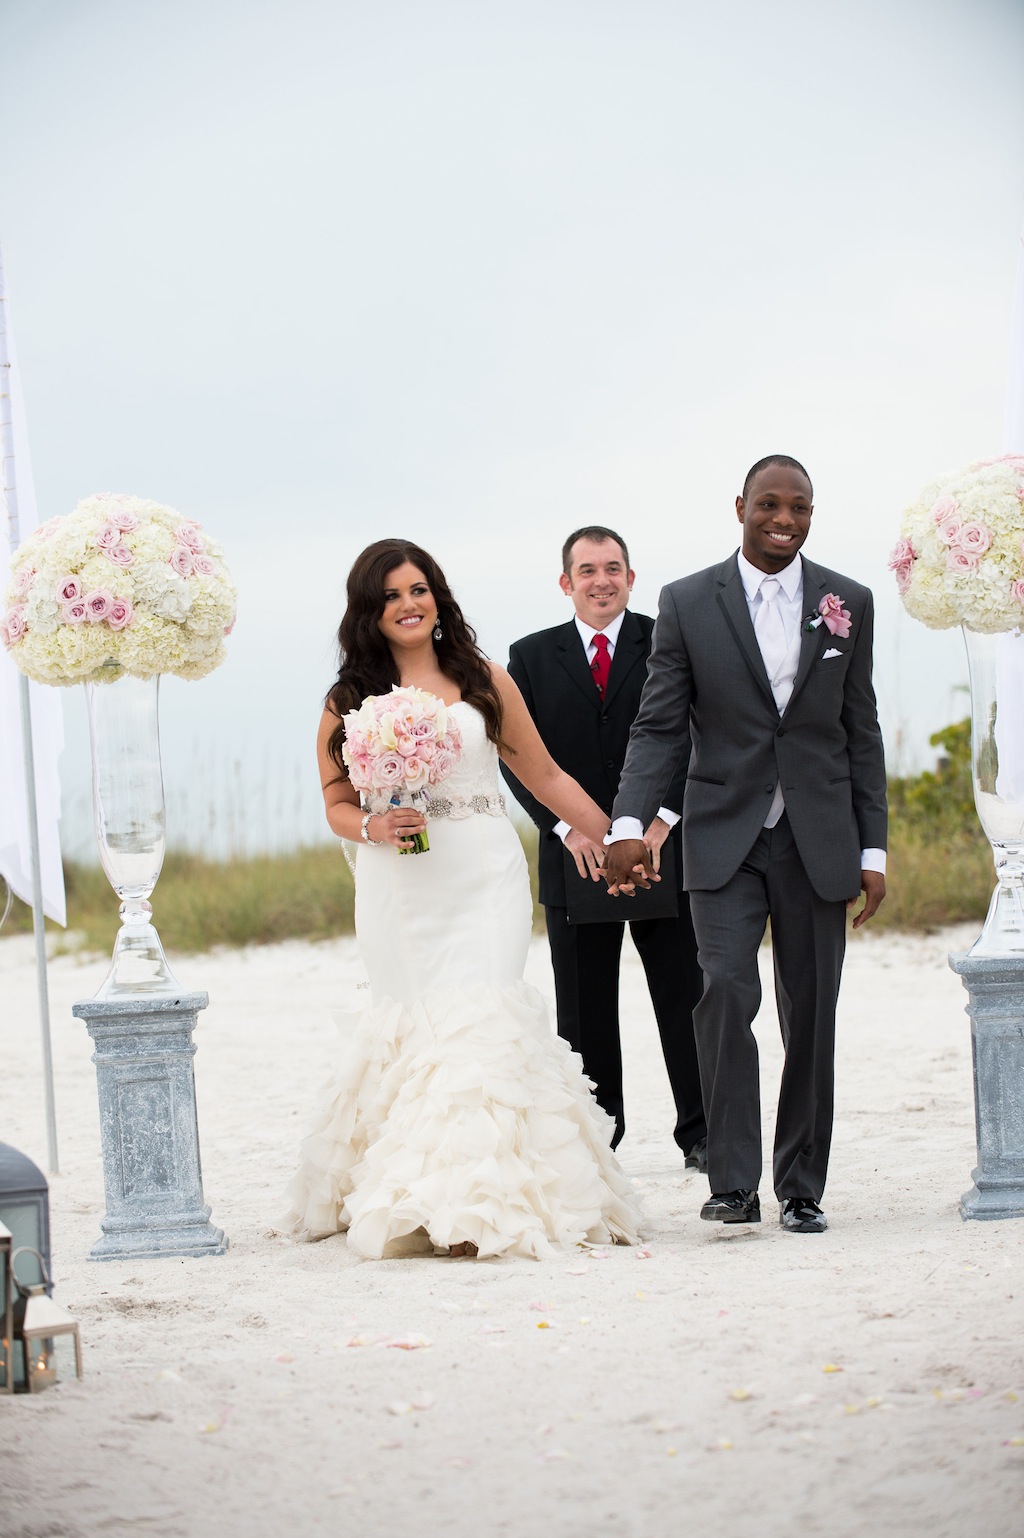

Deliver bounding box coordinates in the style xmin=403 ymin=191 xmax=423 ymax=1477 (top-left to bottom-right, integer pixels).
xmin=949 ymin=954 xmax=1024 ymax=1221
xmin=71 ymin=992 xmax=228 ymax=1260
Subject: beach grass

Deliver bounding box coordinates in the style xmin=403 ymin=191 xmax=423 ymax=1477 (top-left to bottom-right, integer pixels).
xmin=0 ymin=723 xmax=996 ymax=952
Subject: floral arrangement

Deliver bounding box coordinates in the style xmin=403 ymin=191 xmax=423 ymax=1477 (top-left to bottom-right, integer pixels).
xmin=341 ymin=686 xmax=463 ymax=853
xmin=0 ymin=494 xmax=236 ymax=685
xmin=805 ymin=592 xmax=852 ymax=639
xmin=889 ymin=455 xmax=1024 ymax=634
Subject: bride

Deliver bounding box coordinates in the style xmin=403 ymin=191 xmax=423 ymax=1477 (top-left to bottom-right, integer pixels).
xmin=281 ymin=537 xmax=642 ymax=1258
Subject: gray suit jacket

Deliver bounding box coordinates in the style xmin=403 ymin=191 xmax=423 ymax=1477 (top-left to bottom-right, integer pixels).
xmin=612 ymin=552 xmax=887 ymax=903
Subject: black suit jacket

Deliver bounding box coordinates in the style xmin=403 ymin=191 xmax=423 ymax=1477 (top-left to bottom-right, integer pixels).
xmin=502 ymin=610 xmax=689 ymax=907
xmin=612 ymin=555 xmax=888 ymax=902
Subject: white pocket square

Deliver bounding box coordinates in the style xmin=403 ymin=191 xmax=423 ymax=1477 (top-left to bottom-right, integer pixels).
xmin=822 ymin=647 xmax=843 ymax=659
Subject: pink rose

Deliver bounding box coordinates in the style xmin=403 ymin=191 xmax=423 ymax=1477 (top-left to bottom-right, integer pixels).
xmin=33 ymin=517 xmax=61 ymax=541
xmin=935 ymin=513 xmax=963 ymax=546
xmin=371 ymin=753 xmax=406 ymax=789
xmin=109 ymin=508 xmax=140 ymax=532
xmin=957 ymin=522 xmax=991 ymax=556
xmin=60 ymin=600 xmax=88 ymax=625
xmin=1 ymin=606 xmax=27 ymax=644
xmin=14 ymin=566 xmax=35 ymax=596
xmin=403 ymin=756 xmax=431 ymax=790
xmin=84 ymin=589 xmax=114 ymax=622
xmin=946 ymin=548 xmax=979 ymax=574
xmin=192 ymin=554 xmax=217 ymax=575
xmin=1011 ymin=579 xmax=1024 ymax=606
xmin=818 ymin=593 xmax=852 ymax=640
xmin=887 ymin=539 xmax=915 ymax=593
xmin=408 ymin=718 xmax=438 ymax=743
xmin=103 ymin=544 xmax=135 ymax=567
xmin=96 ymin=524 xmax=122 ymax=549
xmin=107 ymin=597 xmax=134 ymax=630
xmin=223 ymin=616 xmax=236 ymax=635
xmin=930 ymin=495 xmax=960 ymax=525
xmin=176 ymin=523 xmax=205 ymax=553
xmin=431 ymin=746 xmax=456 ymax=781
xmin=396 ymin=733 xmax=418 ymax=757
xmin=169 ymin=545 xmax=195 ymax=577
xmin=55 ymin=574 xmax=83 ymax=604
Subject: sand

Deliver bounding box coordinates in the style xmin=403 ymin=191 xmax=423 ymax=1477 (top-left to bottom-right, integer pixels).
xmin=1 ymin=922 xmax=1022 ymax=1538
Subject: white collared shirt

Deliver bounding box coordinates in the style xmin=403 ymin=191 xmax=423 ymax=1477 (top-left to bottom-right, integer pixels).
xmin=554 ymin=611 xmax=679 ymax=844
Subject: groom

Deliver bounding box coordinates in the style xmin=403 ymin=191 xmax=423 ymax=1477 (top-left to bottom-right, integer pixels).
xmin=604 ymin=456 xmax=887 ymax=1233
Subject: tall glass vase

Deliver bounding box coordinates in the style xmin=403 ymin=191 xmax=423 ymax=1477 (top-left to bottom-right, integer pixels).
xmin=85 ymin=670 xmax=181 ymax=998
xmin=962 ymin=626 xmax=1024 ymax=957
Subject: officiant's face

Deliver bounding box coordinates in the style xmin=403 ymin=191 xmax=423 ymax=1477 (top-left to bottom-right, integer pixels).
xmin=377 ymin=562 xmax=438 ymax=647
xmin=560 ymin=537 xmax=635 ymax=630
xmin=736 ymin=466 xmax=813 ymax=574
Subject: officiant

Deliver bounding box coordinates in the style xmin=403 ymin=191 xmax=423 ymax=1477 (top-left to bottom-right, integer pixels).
xmin=501 ymin=527 xmax=706 ymax=1166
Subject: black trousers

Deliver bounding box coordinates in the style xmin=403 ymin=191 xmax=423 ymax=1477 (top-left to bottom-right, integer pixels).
xmin=688 ymin=814 xmax=847 ymax=1202
xmin=544 ymin=899 xmax=706 ymax=1153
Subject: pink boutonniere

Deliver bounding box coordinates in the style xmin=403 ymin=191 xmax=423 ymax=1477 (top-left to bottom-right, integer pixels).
xmin=804 ymin=593 xmax=852 ymax=639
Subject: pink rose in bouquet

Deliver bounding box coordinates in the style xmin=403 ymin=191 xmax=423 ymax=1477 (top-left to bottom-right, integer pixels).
xmin=341 ymin=686 xmax=463 ymax=855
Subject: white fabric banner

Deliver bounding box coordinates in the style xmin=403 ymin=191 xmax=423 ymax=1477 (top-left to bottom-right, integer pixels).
xmin=0 ymin=299 xmax=66 ymax=926
xmin=994 ymin=219 xmax=1024 ymax=807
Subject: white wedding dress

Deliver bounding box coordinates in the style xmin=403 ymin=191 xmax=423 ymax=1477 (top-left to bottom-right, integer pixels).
xmin=281 ymin=702 xmax=642 ymax=1259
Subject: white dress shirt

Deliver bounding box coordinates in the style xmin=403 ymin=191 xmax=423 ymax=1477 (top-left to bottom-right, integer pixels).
xmin=609 ymin=553 xmax=885 ymax=876
xmin=555 ymin=612 xmax=679 ymax=845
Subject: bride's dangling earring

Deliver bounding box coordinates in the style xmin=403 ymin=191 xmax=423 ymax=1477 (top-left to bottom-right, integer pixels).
xmin=433 ymin=619 xmax=443 ymax=642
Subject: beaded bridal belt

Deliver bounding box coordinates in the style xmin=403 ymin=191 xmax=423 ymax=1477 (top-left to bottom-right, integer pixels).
xmin=362 ymin=789 xmax=507 ymax=820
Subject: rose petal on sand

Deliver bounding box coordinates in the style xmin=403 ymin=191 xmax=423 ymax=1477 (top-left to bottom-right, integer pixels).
xmin=565 ymin=1266 xmax=588 ymax=1276
xmin=1002 ymin=1437 xmax=1024 ymax=1447
xmin=445 ymin=1457 xmax=474 ymax=1469
xmin=528 ymin=1300 xmax=553 ymax=1311
xmin=666 ymin=1446 xmax=678 ymax=1457
xmin=822 ymin=1364 xmax=843 ymax=1374
xmin=411 ymin=1396 xmax=435 ymax=1411
xmin=729 ymin=1388 xmax=753 ymax=1401
xmin=539 ymin=1449 xmax=570 ymax=1462
xmin=388 ymin=1402 xmax=413 ymax=1416
xmin=386 ymin=1335 xmax=432 ymax=1350
xmin=710 ymin=1439 xmax=734 ymax=1451
xmin=637 ymin=1246 xmax=654 ymax=1259
xmin=792 ymin=1394 xmax=818 ymax=1406
xmin=479 ymin=1325 xmax=506 ymax=1334
xmin=536 ymin=1320 xmax=555 ymax=1330
xmin=274 ymin=1353 xmax=295 ymax=1363
xmin=578 ymin=1317 xmax=591 ymax=1325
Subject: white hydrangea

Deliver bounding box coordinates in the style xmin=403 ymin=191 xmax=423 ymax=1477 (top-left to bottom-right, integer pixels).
xmin=1 ymin=494 xmax=237 ymax=685
xmin=889 ymin=456 xmax=1024 ymax=634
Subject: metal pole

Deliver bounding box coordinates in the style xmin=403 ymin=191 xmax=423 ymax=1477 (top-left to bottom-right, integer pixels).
xmin=0 ymin=244 xmax=59 ymax=1173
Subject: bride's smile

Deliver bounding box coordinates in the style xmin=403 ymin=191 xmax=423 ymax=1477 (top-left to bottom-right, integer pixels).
xmin=378 ymin=562 xmax=438 ymax=646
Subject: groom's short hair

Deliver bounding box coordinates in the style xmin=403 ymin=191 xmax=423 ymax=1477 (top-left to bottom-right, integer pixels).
xmin=742 ymin=455 xmax=813 ymax=502
xmin=561 ymin=526 xmax=630 ymax=575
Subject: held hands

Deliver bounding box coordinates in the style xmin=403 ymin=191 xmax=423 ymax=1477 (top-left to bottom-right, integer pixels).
xmin=849 ymin=869 xmax=886 ymax=929
xmin=367 ymin=807 xmax=427 ymax=850
xmin=642 ymin=815 xmax=671 ymax=875
xmin=564 ymin=827 xmax=606 ymax=882
xmin=601 ymin=838 xmax=660 ymax=897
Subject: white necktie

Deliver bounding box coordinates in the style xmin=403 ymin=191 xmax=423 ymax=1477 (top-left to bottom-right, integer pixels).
xmin=753 ymin=575 xmax=797 ymax=828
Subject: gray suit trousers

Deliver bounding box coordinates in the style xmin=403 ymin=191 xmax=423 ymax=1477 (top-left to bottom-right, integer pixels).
xmin=688 ymin=813 xmax=847 ymax=1201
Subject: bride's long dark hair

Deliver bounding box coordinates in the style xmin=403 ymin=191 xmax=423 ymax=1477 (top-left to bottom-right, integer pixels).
xmin=325 ymin=538 xmax=507 ymax=778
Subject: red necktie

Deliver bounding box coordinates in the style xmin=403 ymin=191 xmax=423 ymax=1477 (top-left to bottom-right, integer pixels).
xmin=591 ymin=632 xmax=611 ymax=698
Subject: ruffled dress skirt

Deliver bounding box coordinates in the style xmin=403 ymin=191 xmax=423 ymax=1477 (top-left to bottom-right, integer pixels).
xmin=280 ymin=704 xmax=642 ymax=1259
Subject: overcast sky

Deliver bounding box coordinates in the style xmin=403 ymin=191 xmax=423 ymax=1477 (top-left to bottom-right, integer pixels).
xmin=2 ymin=0 xmax=1023 ymax=855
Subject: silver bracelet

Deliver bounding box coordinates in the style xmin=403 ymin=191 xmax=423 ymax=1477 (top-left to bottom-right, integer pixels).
xmin=360 ymin=811 xmax=383 ymax=846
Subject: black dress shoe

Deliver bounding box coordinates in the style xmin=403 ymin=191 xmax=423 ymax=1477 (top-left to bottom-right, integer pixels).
xmin=779 ymin=1197 xmax=827 ymax=1233
xmin=700 ymin=1189 xmax=760 ymax=1223
xmin=684 ymin=1136 xmax=708 ymax=1174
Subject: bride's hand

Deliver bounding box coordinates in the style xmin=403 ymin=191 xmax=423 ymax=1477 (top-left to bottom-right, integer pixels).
xmin=368 ymin=808 xmax=427 ymax=849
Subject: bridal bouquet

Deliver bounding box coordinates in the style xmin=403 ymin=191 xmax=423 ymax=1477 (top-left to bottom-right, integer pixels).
xmin=341 ymin=686 xmax=463 ymax=854
xmin=889 ymin=456 xmax=1024 ymax=634
xmin=1 ymin=494 xmax=237 ymax=685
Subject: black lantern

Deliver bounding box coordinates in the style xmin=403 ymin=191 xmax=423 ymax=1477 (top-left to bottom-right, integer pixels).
xmin=0 ymin=1143 xmax=52 ymax=1390
xmin=0 ymin=1220 xmax=12 ymax=1394
xmin=10 ymin=1247 xmax=82 ymax=1392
